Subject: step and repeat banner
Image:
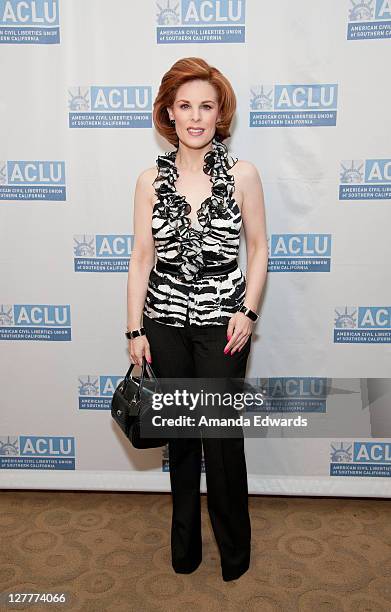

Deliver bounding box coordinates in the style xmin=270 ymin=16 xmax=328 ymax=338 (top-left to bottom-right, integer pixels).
xmin=1 ymin=0 xmax=391 ymax=496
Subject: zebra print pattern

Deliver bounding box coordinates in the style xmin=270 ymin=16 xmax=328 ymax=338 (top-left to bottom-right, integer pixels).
xmin=142 ymin=137 xmax=246 ymax=327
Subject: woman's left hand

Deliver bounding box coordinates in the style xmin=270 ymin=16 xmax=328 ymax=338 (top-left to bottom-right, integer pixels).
xmin=224 ymin=312 xmax=254 ymax=355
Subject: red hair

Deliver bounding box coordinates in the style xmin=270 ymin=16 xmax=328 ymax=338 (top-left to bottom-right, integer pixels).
xmin=153 ymin=57 xmax=236 ymax=147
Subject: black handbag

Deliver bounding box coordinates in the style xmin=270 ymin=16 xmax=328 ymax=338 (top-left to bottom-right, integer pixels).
xmin=111 ymin=357 xmax=167 ymax=449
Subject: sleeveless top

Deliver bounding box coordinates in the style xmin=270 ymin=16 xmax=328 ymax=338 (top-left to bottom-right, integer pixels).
xmin=142 ymin=136 xmax=247 ymax=327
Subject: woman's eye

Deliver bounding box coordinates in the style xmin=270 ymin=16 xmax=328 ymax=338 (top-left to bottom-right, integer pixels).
xmin=180 ymin=104 xmax=212 ymax=109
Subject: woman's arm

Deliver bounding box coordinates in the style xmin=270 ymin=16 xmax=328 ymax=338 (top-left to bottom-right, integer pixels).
xmin=224 ymin=161 xmax=268 ymax=354
xmin=240 ymin=161 xmax=268 ymax=314
xmin=126 ymin=168 xmax=156 ymax=331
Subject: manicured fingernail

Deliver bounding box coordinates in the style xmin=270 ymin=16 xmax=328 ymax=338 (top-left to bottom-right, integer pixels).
xmin=224 ymin=348 xmax=229 ymax=354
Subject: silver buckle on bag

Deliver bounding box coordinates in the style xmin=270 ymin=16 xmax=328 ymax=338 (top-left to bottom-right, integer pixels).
xmin=130 ymin=396 xmax=141 ymax=410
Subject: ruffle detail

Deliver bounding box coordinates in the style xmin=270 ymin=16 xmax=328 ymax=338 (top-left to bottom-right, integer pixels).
xmin=152 ymin=136 xmax=238 ymax=282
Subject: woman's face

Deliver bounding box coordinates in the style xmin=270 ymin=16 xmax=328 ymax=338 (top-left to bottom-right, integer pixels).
xmin=167 ymin=79 xmax=221 ymax=147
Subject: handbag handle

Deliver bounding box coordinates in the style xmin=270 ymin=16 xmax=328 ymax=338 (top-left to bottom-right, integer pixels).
xmin=122 ymin=357 xmax=159 ymax=400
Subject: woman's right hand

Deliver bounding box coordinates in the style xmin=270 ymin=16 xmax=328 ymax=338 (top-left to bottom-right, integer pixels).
xmin=128 ymin=335 xmax=152 ymax=367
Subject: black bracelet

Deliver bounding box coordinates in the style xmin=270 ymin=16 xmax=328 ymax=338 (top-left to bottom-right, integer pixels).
xmin=239 ymin=305 xmax=259 ymax=321
xmin=125 ymin=327 xmax=146 ymax=340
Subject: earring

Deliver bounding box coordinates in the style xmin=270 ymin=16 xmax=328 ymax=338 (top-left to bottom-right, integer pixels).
xmin=170 ymin=119 xmax=175 ymax=126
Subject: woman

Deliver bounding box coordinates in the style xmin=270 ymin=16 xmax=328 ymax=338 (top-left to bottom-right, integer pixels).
xmin=126 ymin=57 xmax=268 ymax=581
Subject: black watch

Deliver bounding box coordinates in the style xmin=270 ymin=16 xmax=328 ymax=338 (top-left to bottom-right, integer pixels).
xmin=239 ymin=305 xmax=259 ymax=321
xmin=125 ymin=327 xmax=146 ymax=339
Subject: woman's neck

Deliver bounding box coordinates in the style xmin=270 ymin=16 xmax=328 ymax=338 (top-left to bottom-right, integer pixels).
xmin=175 ymin=141 xmax=213 ymax=172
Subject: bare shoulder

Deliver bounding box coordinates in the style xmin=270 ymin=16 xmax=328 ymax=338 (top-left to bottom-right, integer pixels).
xmin=233 ymin=159 xmax=261 ymax=180
xmin=135 ymin=166 xmax=158 ymax=207
xmin=136 ymin=166 xmax=158 ymax=186
xmin=228 ymin=160 xmax=262 ymax=209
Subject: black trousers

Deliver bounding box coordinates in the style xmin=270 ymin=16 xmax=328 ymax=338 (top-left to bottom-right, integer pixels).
xmin=143 ymin=310 xmax=252 ymax=581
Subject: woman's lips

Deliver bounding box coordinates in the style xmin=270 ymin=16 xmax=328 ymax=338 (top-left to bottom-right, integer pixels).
xmin=187 ymin=128 xmax=205 ymax=136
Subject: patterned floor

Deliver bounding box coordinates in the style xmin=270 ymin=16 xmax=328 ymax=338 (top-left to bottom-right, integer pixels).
xmin=0 ymin=491 xmax=390 ymax=611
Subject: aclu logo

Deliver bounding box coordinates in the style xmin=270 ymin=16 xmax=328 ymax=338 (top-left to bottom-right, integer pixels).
xmin=78 ymin=374 xmax=123 ymax=410
xmin=68 ymin=86 xmax=152 ymax=129
xmin=334 ymin=306 xmax=391 ymax=343
xmin=73 ymin=234 xmax=133 ymax=272
xmin=0 ymin=435 xmax=75 ymax=470
xmin=339 ymin=158 xmax=391 ymax=200
xmin=156 ymin=0 xmax=245 ymax=44
xmin=347 ymin=0 xmax=391 ymax=40
xmin=330 ymin=441 xmax=391 ymax=476
xmin=0 ymin=0 xmax=60 ymax=45
xmin=0 ymin=304 xmax=71 ymax=341
xmin=0 ymin=160 xmax=66 ymax=201
xmin=252 ymin=378 xmax=328 ymax=413
xmin=268 ymin=234 xmax=332 ymax=272
xmin=250 ymin=83 xmax=338 ymax=127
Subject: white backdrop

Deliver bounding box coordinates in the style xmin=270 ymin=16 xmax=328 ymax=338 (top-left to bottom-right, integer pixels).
xmin=1 ymin=0 xmax=391 ymax=496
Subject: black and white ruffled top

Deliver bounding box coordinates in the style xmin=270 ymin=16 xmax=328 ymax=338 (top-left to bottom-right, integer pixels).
xmin=143 ymin=136 xmax=247 ymax=327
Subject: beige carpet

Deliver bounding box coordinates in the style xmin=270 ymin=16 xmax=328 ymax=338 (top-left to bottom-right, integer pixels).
xmin=0 ymin=491 xmax=390 ymax=611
